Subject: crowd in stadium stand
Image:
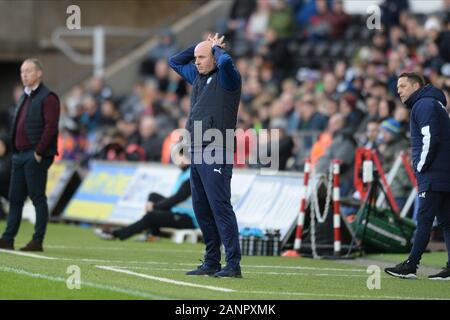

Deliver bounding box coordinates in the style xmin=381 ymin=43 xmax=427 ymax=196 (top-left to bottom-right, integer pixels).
xmin=1 ymin=0 xmax=450 ymax=203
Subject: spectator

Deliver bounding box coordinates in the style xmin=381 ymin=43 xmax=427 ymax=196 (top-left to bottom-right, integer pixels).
xmin=119 ymin=80 xmax=145 ymax=119
xmin=98 ymin=99 xmax=120 ymax=129
xmin=358 ymin=118 xmax=380 ymax=150
xmin=327 ymin=0 xmax=349 ymax=39
xmin=94 ymin=128 xmax=128 ymax=162
xmin=424 ymin=16 xmax=450 ymax=62
xmin=138 ymin=116 xmax=164 ymax=162
xmin=268 ymin=0 xmax=296 ymax=39
xmin=260 ymin=28 xmax=293 ymax=83
xmin=79 ymin=95 xmax=101 ymax=135
xmin=88 ymin=76 xmax=113 ymax=105
xmin=316 ymin=113 xmax=357 ymax=196
xmin=339 ymin=92 xmax=364 ymax=130
xmin=377 ymin=118 xmax=410 ymax=209
xmin=307 ymin=0 xmax=331 ymax=41
xmin=379 ymin=97 xmax=396 ymax=121
xmin=246 ymin=0 xmax=271 ymax=49
xmin=141 ymin=29 xmax=179 ymax=76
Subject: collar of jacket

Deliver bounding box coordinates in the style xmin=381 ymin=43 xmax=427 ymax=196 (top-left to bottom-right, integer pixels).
xmin=200 ymin=67 xmax=218 ymax=78
xmin=24 ymin=82 xmax=43 ymax=97
xmin=404 ymin=84 xmax=447 ymax=109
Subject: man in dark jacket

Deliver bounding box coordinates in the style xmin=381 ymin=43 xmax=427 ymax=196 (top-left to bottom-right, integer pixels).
xmin=0 ymin=58 xmax=60 ymax=252
xmin=168 ymin=33 xmax=242 ymax=278
xmin=385 ymin=72 xmax=450 ymax=280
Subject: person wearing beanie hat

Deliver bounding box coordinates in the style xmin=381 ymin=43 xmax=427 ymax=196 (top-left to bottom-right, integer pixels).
xmin=340 ymin=92 xmax=364 ymax=130
xmin=380 ymin=118 xmax=401 ymax=137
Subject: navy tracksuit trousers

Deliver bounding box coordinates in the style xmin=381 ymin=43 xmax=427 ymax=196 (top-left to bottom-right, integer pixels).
xmin=408 ymin=191 xmax=450 ymax=267
xmin=190 ymin=150 xmax=241 ymax=269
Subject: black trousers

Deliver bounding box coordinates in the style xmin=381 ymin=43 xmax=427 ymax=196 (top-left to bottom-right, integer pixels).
xmin=112 ymin=192 xmax=194 ymax=240
xmin=1 ymin=150 xmax=53 ymax=243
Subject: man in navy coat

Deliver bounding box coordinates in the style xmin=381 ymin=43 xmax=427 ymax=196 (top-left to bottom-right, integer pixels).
xmin=385 ymin=72 xmax=450 ymax=280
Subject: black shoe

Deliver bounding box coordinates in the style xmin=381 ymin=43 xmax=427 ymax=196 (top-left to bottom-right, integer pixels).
xmin=0 ymin=238 xmax=14 ymax=250
xmin=428 ymin=267 xmax=450 ymax=280
xmin=19 ymin=240 xmax=43 ymax=252
xmin=384 ymin=260 xmax=417 ymax=279
xmin=186 ymin=263 xmax=221 ymax=276
xmin=214 ymin=265 xmax=242 ymax=278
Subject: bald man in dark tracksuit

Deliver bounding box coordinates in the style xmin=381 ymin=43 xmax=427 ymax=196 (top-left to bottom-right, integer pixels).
xmin=169 ymin=34 xmax=242 ymax=278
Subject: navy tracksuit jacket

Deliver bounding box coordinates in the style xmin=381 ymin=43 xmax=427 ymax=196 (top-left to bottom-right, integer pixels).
xmin=404 ymin=84 xmax=450 ymax=266
xmin=168 ymin=44 xmax=242 ymax=269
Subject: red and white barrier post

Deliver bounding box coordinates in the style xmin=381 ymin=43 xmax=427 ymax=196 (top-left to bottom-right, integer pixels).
xmin=332 ymin=160 xmax=341 ymax=256
xmin=283 ymin=158 xmax=311 ymax=257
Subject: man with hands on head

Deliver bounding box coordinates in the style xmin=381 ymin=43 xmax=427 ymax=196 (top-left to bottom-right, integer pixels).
xmin=168 ymin=33 xmax=243 ymax=278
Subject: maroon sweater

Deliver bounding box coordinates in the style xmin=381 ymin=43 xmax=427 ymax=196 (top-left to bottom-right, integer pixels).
xmin=15 ymin=93 xmax=60 ymax=155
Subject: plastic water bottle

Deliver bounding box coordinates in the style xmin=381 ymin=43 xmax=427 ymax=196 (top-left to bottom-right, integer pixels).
xmin=262 ymin=234 xmax=268 ymax=256
xmin=273 ymin=229 xmax=281 ymax=256
xmin=248 ymin=235 xmax=255 ymax=256
xmin=239 ymin=234 xmax=243 ymax=253
xmin=242 ymin=236 xmax=249 ymax=255
xmin=266 ymin=229 xmax=274 ymax=256
xmin=255 ymin=236 xmax=262 ymax=256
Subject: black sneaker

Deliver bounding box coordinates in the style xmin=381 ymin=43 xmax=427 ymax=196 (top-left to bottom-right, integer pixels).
xmin=186 ymin=263 xmax=221 ymax=276
xmin=428 ymin=267 xmax=450 ymax=280
xmin=214 ymin=265 xmax=242 ymax=278
xmin=384 ymin=260 xmax=417 ymax=279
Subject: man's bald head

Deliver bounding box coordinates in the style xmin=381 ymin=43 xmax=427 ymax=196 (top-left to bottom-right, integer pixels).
xmin=195 ymin=41 xmax=212 ymax=55
xmin=194 ymin=40 xmax=215 ymax=75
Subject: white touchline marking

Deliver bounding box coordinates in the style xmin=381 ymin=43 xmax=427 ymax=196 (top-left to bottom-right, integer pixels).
xmin=0 ymin=249 xmax=57 ymax=260
xmin=57 ymin=257 xmax=366 ymax=272
xmin=45 ymin=245 xmax=203 ymax=254
xmin=95 ymin=265 xmax=236 ymax=293
xmin=242 ymin=290 xmax=448 ymax=300
xmin=106 ymin=265 xmax=371 ymax=278
xmin=42 ymin=245 xmax=369 ymax=272
xmin=243 ymin=264 xmax=366 ymax=272
xmin=1 ymin=249 xmax=367 ymax=273
xmin=0 ymin=266 xmax=168 ymax=300
xmin=10 ymin=252 xmax=368 ymax=277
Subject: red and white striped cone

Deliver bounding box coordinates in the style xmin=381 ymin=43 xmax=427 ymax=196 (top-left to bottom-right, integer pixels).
xmin=332 ymin=160 xmax=341 ymax=256
xmin=283 ymin=158 xmax=311 ymax=257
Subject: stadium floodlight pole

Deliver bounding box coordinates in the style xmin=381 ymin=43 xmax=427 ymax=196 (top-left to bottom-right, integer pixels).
xmin=282 ymin=158 xmax=311 ymax=257
xmin=332 ymin=160 xmax=341 ymax=256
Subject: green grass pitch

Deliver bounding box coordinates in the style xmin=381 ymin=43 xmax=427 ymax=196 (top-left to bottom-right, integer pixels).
xmin=0 ymin=221 xmax=449 ymax=300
